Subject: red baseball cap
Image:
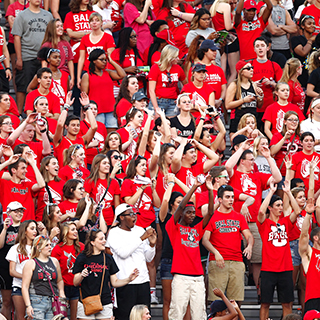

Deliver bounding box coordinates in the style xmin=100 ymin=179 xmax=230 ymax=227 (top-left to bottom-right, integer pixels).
xmin=236 ymin=59 xmax=249 ymax=73
xmin=243 ymin=0 xmax=257 ymax=10
xmin=156 ymin=29 xmax=177 ymax=46
xmin=304 ymin=310 xmax=320 ymax=320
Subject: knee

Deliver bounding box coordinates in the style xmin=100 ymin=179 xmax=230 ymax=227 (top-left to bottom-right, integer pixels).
xmin=261 ymin=303 xmax=270 ymax=310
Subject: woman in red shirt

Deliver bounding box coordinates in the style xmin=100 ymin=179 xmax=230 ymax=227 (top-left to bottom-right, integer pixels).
xmin=84 ymin=154 xmax=121 ymax=226
xmin=52 ymin=222 xmax=84 ymax=320
xmin=148 ymin=45 xmax=187 ymax=116
xmin=101 ymin=131 xmax=123 ymax=155
xmin=280 ymin=58 xmax=305 ymax=113
xmin=81 ymin=48 xmax=125 ymax=131
xmin=0 ymin=115 xmax=13 ymax=146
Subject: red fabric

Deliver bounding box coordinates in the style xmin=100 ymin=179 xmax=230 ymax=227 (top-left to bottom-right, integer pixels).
xmin=305 ymin=247 xmax=320 ymax=302
xmin=212 ymin=11 xmax=228 ymax=31
xmin=155 ymin=167 xmax=173 ymax=201
xmin=287 ymin=79 xmax=305 ymax=113
xmin=79 ymin=33 xmax=115 ymax=71
xmin=257 ymin=216 xmax=294 ymax=272
xmin=116 ymin=127 xmax=141 ymax=158
xmin=270 ymin=133 xmax=302 ymax=176
xmin=148 ymin=63 xmax=186 ymax=99
xmin=235 ymin=17 xmax=267 ymax=60
xmin=50 ymin=71 xmax=69 ymax=107
xmin=47 ymin=117 xmax=58 ymax=136
xmin=35 ymin=179 xmax=65 ymax=222
xmin=251 ymin=60 xmax=283 ymax=112
xmin=8 ymin=96 xmax=19 ymax=117
xmin=262 ymin=102 xmax=305 ymax=136
xmin=79 ymin=120 xmax=107 ymax=165
xmin=301 ymin=5 xmax=320 ymax=33
xmin=143 ymin=49 xmax=161 ymax=66
xmin=206 ymin=210 xmax=249 ymax=261
xmin=120 ymin=178 xmax=155 ymax=228
xmin=59 ymin=165 xmax=90 ymax=183
xmin=110 ymin=0 xmax=124 ymax=32
xmin=115 ymin=98 xmax=132 ymax=122
xmin=51 ymin=242 xmax=85 ymax=286
xmin=292 ymin=151 xmax=320 ymax=193
xmin=64 ymin=10 xmax=93 ymax=63
xmin=229 ymin=171 xmax=270 ymax=222
xmin=0 ymin=113 xmax=20 ymax=129
xmin=24 ymin=90 xmax=61 ymax=115
xmin=157 ymin=4 xmax=195 ymax=57
xmin=289 ymin=210 xmax=312 ymax=242
xmin=12 ymin=139 xmax=43 ymax=168
xmin=84 ymin=178 xmax=120 ymax=225
xmin=58 ymin=200 xmax=78 ymax=218
xmin=166 ymin=216 xmax=204 ymax=275
xmin=0 ymin=179 xmax=36 ymax=221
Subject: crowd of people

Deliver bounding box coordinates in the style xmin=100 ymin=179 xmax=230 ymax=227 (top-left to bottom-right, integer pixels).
xmin=2 ymin=0 xmax=320 ymax=319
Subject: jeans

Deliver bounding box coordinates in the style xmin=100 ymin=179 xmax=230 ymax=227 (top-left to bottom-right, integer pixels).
xmin=148 ymin=98 xmax=178 ymax=117
xmin=96 ymin=112 xmax=118 ymax=128
xmin=30 ymin=294 xmax=53 ymax=320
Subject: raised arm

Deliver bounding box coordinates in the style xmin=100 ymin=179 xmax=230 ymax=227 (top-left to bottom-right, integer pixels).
xmin=234 ymin=0 xmax=244 ymax=28
xmin=159 ymin=174 xmax=175 ymax=222
xmin=202 ymin=175 xmax=214 ymax=228
xmin=260 ymin=145 xmax=282 ymax=183
xmin=257 ymin=181 xmax=277 ymax=224
xmin=282 ymin=180 xmax=301 ymax=223
xmin=261 ymin=0 xmax=273 ymax=24
xmin=171 ymin=138 xmax=187 ymax=174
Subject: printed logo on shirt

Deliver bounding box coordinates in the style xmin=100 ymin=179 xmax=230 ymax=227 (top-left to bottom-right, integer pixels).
xmin=43 ymin=186 xmax=62 ymax=205
xmin=315 ymin=253 xmax=320 ymax=272
xmin=206 ymin=73 xmax=221 ymax=84
xmin=242 ymin=19 xmax=262 ymax=31
xmin=215 ymin=219 xmax=240 ymax=233
xmin=301 ymin=159 xmax=320 ymax=180
xmin=186 ymin=170 xmax=201 ymax=193
xmin=161 ymin=72 xmax=178 ymax=87
xmin=63 ymin=251 xmax=77 ymax=273
xmin=180 ymin=226 xmax=199 ymax=248
xmin=268 ymin=224 xmax=288 ymax=247
xmin=6 ymin=231 xmax=17 ymax=245
xmin=73 ymin=13 xmax=90 ymax=31
xmin=86 ymin=46 xmax=104 ymax=55
xmin=134 ymin=192 xmax=151 ymax=211
xmin=240 ymin=174 xmax=257 ymax=196
xmin=96 ymin=183 xmax=113 ymax=209
xmin=18 ymin=253 xmax=29 ymax=264
xmin=11 ymin=187 xmax=29 ymax=195
xmin=192 ymin=92 xmax=207 ymax=108
xmin=28 ymin=18 xmax=49 ymax=33
xmin=0 ymin=34 xmax=4 ymax=46
xmin=172 ymin=17 xmax=187 ymax=28
xmin=276 ymin=109 xmax=285 ymax=132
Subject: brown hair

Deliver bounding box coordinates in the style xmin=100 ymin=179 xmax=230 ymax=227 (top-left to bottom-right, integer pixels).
xmin=59 ymin=222 xmax=82 ymax=255
xmin=16 ymin=220 xmax=38 ymax=258
xmin=83 ymin=229 xmax=103 ymax=257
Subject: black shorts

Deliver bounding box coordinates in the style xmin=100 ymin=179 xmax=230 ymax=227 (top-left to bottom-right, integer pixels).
xmin=260 ymin=270 xmax=294 ymax=304
xmin=15 ymin=58 xmax=41 ymax=93
xmin=305 ymin=298 xmax=320 ymax=315
xmin=226 ymin=37 xmax=239 ymax=54
xmin=0 ymin=268 xmax=13 ymax=290
xmin=8 ymin=42 xmax=15 ymax=55
xmin=0 ymin=69 xmax=9 ymax=93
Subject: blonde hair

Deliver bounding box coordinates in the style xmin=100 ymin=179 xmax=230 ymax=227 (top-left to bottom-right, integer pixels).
xmin=253 ymin=135 xmax=268 ymax=158
xmin=210 ymin=0 xmax=229 ymax=17
xmin=237 ymin=113 xmax=257 ymax=131
xmin=129 ymin=305 xmax=148 ymax=320
xmin=31 ymin=235 xmax=50 ymax=259
xmin=280 ymin=58 xmax=301 ymax=83
xmin=89 ymin=12 xmax=102 ymax=23
xmin=63 ymin=144 xmax=83 ymax=166
xmin=234 ymin=65 xmax=253 ymax=100
xmin=308 ymin=49 xmax=320 ymax=74
xmin=59 ymin=222 xmax=82 ymax=255
xmin=273 ymin=82 xmax=290 ymax=101
xmin=157 ymin=45 xmax=179 ymax=71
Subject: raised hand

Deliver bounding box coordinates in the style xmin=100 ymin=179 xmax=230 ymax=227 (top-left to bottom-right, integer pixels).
xmin=305 ymin=197 xmax=315 ymax=214
xmin=310 ymin=155 xmax=320 ymax=171
xmin=205 ymin=175 xmax=214 ymax=191
xmin=284 ymin=155 xmax=292 ymax=170
xmin=213 ymin=287 xmax=224 ymax=298
xmin=79 ymin=92 xmax=90 ymax=106
xmin=269 ymin=178 xmax=277 ymax=193
xmin=282 ymin=180 xmax=291 ymax=194
xmin=66 ymin=91 xmax=75 ymax=106
xmin=260 ymin=145 xmax=271 ymax=159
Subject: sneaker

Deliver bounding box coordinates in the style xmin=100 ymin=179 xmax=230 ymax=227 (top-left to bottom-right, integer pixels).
xmin=150 ymin=292 xmax=159 ymax=304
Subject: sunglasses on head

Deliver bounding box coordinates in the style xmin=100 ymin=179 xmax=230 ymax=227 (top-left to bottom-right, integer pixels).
xmin=71 ymin=144 xmax=84 ymax=157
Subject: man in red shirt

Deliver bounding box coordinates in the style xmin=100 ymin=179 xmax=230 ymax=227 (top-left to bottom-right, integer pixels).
xmin=225 ymin=140 xmax=282 ymax=300
xmin=203 ymin=185 xmax=254 ymax=304
xmin=234 ymin=0 xmax=272 ymax=60
xmin=24 ymin=68 xmax=60 ymax=120
xmin=257 ymin=181 xmax=301 ymax=320
xmin=166 ymin=176 xmax=214 ymax=320
xmin=299 ymin=200 xmax=320 ymax=314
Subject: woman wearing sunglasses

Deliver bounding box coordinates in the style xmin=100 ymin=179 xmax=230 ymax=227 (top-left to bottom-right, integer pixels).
xmin=22 ymin=235 xmax=67 ymax=320
xmin=225 ymin=60 xmax=264 ymax=136
xmin=106 ymin=150 xmax=126 ymax=184
xmin=84 ymin=154 xmax=121 ymax=227
xmin=59 ymin=144 xmax=90 ymax=183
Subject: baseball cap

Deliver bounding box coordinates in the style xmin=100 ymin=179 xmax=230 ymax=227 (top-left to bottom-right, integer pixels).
xmin=192 ymin=63 xmax=208 ymax=73
xmin=230 ymin=135 xmax=248 ymax=150
xmin=132 ymin=92 xmax=148 ymax=102
xmin=236 ymin=59 xmax=249 ymax=73
xmin=243 ymin=0 xmax=257 ymax=10
xmin=156 ymin=29 xmax=177 ymax=46
xmin=200 ymin=39 xmax=219 ymax=51
xmin=115 ymin=204 xmax=133 ymax=218
xmin=209 ymin=300 xmax=227 ymax=315
xmin=304 ymin=310 xmax=320 ymax=320
xmin=7 ymin=201 xmax=26 ymax=212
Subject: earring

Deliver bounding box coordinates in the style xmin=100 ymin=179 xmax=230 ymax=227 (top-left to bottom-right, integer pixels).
xmin=39 ymin=249 xmax=41 ymax=252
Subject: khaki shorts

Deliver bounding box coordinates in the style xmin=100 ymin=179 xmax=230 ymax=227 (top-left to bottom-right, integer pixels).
xmin=208 ymin=260 xmax=245 ymax=302
xmin=77 ymin=302 xmax=113 ymax=319
xmin=243 ymin=222 xmax=262 ymax=264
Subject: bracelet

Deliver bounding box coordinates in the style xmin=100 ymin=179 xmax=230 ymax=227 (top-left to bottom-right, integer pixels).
xmin=200 ymin=117 xmax=205 ymax=121
xmin=5 ymin=67 xmax=11 ymax=71
xmin=168 ymin=181 xmax=175 ymax=186
xmin=40 ymin=128 xmax=47 ymax=133
xmin=140 ymin=186 xmax=145 ymax=190
xmin=306 ymin=211 xmax=313 ymax=215
xmin=26 ymin=305 xmax=31 ymax=308
xmin=63 ymin=103 xmax=70 ymax=111
xmin=213 ymin=114 xmax=220 ymax=120
xmin=219 ymin=98 xmax=224 ymax=102
xmin=178 ymin=12 xmax=183 ymax=18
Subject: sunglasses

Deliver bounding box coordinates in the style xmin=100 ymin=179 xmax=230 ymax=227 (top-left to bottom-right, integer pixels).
xmin=121 ymin=212 xmax=137 ymax=217
xmin=217 ymin=175 xmax=229 ymax=178
xmin=71 ymin=144 xmax=84 ymax=157
xmin=276 ymin=223 xmax=282 ymax=233
xmin=130 ymin=35 xmax=137 ymax=39
xmin=243 ymin=66 xmax=254 ymax=71
xmin=35 ymin=235 xmax=50 ymax=247
xmin=112 ymin=155 xmax=122 ymax=160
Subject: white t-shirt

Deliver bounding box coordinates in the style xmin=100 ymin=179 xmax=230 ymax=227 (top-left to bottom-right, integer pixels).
xmin=93 ymin=5 xmax=113 ymax=35
xmin=300 ymin=118 xmax=320 ymax=152
xmin=6 ymin=244 xmax=31 ymax=288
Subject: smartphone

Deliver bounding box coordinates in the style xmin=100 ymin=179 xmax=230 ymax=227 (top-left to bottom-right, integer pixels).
xmin=138 ymin=66 xmax=150 ymax=72
xmin=8 ymin=216 xmax=13 ymax=227
xmin=216 ymin=31 xmax=228 ymax=44
xmin=259 ymin=77 xmax=265 ymax=83
xmin=207 ymin=105 xmax=217 ymax=114
xmin=87 ymin=267 xmax=91 ymax=272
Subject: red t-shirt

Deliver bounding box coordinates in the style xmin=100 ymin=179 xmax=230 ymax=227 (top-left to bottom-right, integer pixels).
xmin=301 ymin=5 xmax=320 ymax=33
xmin=229 ymin=171 xmax=271 ymax=222
xmin=115 ymin=98 xmax=132 ymax=122
xmin=24 ymin=89 xmax=60 ymax=115
xmin=8 ymin=96 xmax=20 ymax=117
xmin=235 ymin=17 xmax=267 ymax=60
xmin=79 ymin=120 xmax=107 ymax=165
xmin=59 ymin=200 xmax=78 ymax=219
xmin=148 ymin=63 xmax=186 ymax=99
xmin=155 ymin=168 xmax=172 ymax=202
xmin=270 ymin=133 xmax=302 ymax=176
xmin=79 ymin=33 xmax=115 ymax=71
xmin=116 ymin=127 xmax=141 ymax=158
xmin=262 ymin=102 xmax=305 ymax=136
xmin=84 ymin=178 xmax=120 ymax=225
xmin=166 ymin=216 xmax=204 ymax=275
xmin=257 ymin=216 xmax=294 ymax=272
xmin=59 ymin=165 xmax=90 ymax=183
xmin=292 ymin=151 xmax=320 ymax=193
xmin=47 ymin=117 xmax=58 ymax=136
xmin=187 ymin=64 xmax=226 ymax=99
xmin=51 ymin=242 xmax=85 ymax=286
xmin=157 ymin=4 xmax=195 ymax=57
xmin=120 ymin=178 xmax=155 ymax=228
xmin=289 ymin=210 xmax=312 ymax=242
xmin=288 ymin=79 xmax=305 ymax=113
xmin=251 ymin=59 xmax=283 ymax=112
xmin=35 ymin=179 xmax=65 ymax=222
xmin=206 ymin=210 xmax=249 ymax=262
xmin=50 ymin=71 xmax=69 ymax=107
xmin=64 ymin=10 xmax=93 ymax=63
xmin=110 ymin=0 xmax=124 ymax=32
xmin=142 ymin=49 xmax=161 ymax=66
xmin=305 ymin=247 xmax=320 ymax=302
xmin=0 ymin=179 xmax=36 ymax=221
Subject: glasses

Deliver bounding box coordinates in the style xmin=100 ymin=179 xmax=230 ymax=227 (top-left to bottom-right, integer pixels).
xmin=245 ymin=158 xmax=255 ymax=162
xmin=130 ymin=35 xmax=137 ymax=39
xmin=276 ymin=223 xmax=282 ymax=233
xmin=112 ymin=155 xmax=122 ymax=160
xmin=122 ymin=212 xmax=137 ymax=217
xmin=243 ymin=66 xmax=254 ymax=71
xmin=218 ymin=175 xmax=229 ymax=178
xmin=2 ymin=122 xmax=12 ymax=125
xmin=71 ymin=144 xmax=83 ymax=157
xmin=286 ymin=118 xmax=299 ymax=123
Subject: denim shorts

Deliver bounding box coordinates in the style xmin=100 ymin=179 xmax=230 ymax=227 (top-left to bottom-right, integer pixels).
xmin=77 ymin=302 xmax=113 ymax=319
xmin=29 ymin=294 xmax=53 ymax=320
xmin=148 ymin=98 xmax=178 ymax=117
xmin=160 ymin=258 xmax=173 ymax=280
xmin=96 ymin=112 xmax=118 ymax=128
xmin=12 ymin=286 xmax=22 ymax=296
xmin=65 ymin=285 xmax=80 ymax=300
xmin=290 ymin=239 xmax=313 ymax=266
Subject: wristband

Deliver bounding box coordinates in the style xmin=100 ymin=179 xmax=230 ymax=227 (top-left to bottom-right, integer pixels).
xmin=178 ymin=12 xmax=183 ymax=18
xmin=200 ymin=117 xmax=205 ymax=121
xmin=26 ymin=305 xmax=31 ymax=308
xmin=219 ymin=97 xmax=224 ymax=102
xmin=40 ymin=128 xmax=47 ymax=133
xmin=306 ymin=211 xmax=313 ymax=215
xmin=63 ymin=103 xmax=70 ymax=111
xmin=168 ymin=181 xmax=175 ymax=186
xmin=5 ymin=68 xmax=11 ymax=71
xmin=83 ymin=104 xmax=90 ymax=111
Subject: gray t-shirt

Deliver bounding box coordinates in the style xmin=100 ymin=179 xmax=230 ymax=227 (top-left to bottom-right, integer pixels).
xmin=12 ymin=8 xmax=53 ymax=61
xmin=271 ymin=5 xmax=289 ymax=50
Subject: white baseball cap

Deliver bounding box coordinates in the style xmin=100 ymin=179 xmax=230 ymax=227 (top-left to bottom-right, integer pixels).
xmin=7 ymin=201 xmax=26 ymax=212
xmin=115 ymin=204 xmax=133 ymax=218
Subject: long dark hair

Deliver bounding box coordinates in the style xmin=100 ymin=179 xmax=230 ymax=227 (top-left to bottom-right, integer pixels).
xmin=89 ymin=48 xmax=105 ymax=75
xmin=83 ymin=229 xmax=103 ymax=257
xmin=16 ymin=220 xmax=38 ymax=257
xmin=125 ymin=155 xmax=147 ymax=179
xmin=69 ymin=0 xmax=92 ymax=13
xmin=117 ymin=27 xmax=142 ymax=65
